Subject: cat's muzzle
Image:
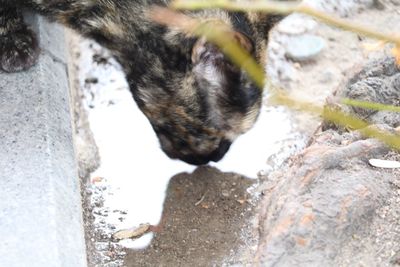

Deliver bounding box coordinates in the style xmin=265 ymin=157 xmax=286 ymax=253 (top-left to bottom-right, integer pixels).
xmin=169 ymin=139 xmax=232 ymax=165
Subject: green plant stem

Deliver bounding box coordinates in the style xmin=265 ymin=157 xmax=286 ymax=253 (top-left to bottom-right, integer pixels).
xmin=150 ymin=7 xmax=400 ymax=150
xmin=172 ymin=0 xmax=400 ymax=45
xmin=342 ymin=98 xmax=400 ymax=112
xmin=272 ymin=92 xmax=400 ymax=149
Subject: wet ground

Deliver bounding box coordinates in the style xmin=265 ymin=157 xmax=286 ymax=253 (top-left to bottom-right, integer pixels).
xmin=124 ymin=167 xmax=259 ymax=267
xmin=69 ymin=37 xmax=303 ymax=266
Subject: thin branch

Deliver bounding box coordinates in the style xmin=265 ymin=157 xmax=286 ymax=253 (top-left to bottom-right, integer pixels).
xmin=271 ymin=92 xmax=400 ymax=149
xmin=149 ymin=7 xmax=400 ymax=150
xmin=172 ymin=0 xmax=400 ymax=45
xmin=342 ymin=98 xmax=400 ymax=113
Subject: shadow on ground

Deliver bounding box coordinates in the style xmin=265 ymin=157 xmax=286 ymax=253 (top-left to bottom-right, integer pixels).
xmin=124 ymin=166 xmax=259 ymax=266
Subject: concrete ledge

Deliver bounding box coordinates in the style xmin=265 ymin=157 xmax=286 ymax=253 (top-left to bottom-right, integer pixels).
xmin=0 ymin=15 xmax=87 ymax=267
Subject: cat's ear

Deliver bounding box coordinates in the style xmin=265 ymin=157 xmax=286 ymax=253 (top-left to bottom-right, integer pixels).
xmin=191 ymin=31 xmax=253 ymax=64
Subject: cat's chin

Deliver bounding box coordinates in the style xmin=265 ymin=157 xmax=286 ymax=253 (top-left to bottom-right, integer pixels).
xmin=163 ymin=139 xmax=232 ymax=166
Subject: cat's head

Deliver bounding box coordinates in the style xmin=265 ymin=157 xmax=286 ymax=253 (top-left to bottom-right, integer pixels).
xmin=131 ymin=31 xmax=261 ymax=165
xmin=125 ymin=12 xmax=265 ymax=165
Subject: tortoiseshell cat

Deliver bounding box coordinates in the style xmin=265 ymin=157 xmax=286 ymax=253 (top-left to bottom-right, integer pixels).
xmin=0 ymin=0 xmax=286 ymax=165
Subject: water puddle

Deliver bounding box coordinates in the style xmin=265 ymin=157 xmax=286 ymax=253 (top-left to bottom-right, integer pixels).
xmin=75 ymin=39 xmax=307 ymax=263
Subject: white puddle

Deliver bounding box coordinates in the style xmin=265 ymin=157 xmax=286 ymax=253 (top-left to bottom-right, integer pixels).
xmin=209 ymin=105 xmax=301 ymax=176
xmin=77 ymin=40 xmax=304 ymax=249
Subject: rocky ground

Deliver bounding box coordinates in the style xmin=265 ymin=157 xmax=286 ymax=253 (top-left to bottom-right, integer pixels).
xmin=256 ymin=56 xmax=400 ymax=266
xmin=68 ymin=0 xmax=400 ymax=266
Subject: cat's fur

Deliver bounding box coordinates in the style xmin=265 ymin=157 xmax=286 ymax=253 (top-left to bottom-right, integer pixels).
xmin=0 ymin=0 xmax=286 ymax=165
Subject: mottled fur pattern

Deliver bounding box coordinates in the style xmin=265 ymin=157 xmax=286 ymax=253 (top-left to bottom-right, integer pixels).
xmin=0 ymin=0 xmax=286 ymax=165
xmin=0 ymin=5 xmax=39 ymax=72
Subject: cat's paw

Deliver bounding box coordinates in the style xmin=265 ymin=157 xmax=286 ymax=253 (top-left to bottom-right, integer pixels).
xmin=0 ymin=28 xmax=40 ymax=72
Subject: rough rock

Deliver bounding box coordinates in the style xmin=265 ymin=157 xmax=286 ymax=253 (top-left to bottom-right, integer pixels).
xmin=344 ymin=57 xmax=400 ymax=127
xmin=326 ymin=57 xmax=400 ymax=129
xmin=67 ymin=32 xmax=100 ymax=180
xmin=66 ymin=32 xmax=101 ymax=267
xmin=256 ymin=56 xmax=400 ymax=266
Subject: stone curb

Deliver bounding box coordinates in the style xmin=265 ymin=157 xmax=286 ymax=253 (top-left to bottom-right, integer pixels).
xmin=0 ymin=15 xmax=87 ymax=267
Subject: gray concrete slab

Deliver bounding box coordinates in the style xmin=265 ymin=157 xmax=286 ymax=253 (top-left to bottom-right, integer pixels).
xmin=0 ymin=15 xmax=87 ymax=267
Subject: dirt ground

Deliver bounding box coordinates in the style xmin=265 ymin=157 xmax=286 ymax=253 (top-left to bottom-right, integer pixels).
xmin=124 ymin=167 xmax=259 ymax=267
xmin=69 ymin=0 xmax=400 ymax=266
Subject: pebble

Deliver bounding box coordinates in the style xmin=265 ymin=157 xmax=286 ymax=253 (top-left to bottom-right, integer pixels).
xmin=221 ymin=190 xmax=230 ymax=197
xmin=285 ymin=34 xmax=325 ymax=62
xmin=369 ymin=158 xmax=400 ymax=169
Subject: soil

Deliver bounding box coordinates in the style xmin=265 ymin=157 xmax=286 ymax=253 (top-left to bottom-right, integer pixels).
xmin=124 ymin=167 xmax=259 ymax=267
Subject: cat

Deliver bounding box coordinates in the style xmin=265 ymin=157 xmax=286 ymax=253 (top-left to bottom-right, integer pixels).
xmin=0 ymin=0 xmax=286 ymax=165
